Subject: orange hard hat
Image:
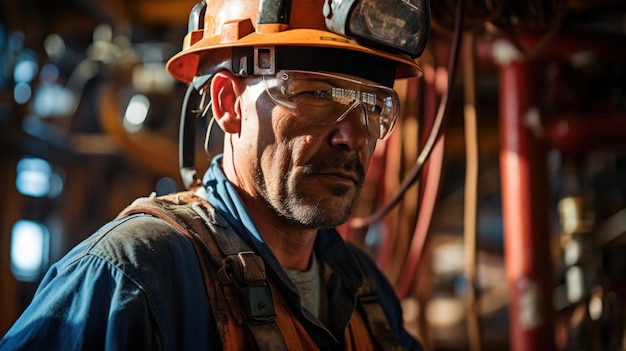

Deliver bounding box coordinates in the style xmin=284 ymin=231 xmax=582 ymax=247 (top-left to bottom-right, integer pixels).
xmin=166 ymin=0 xmax=430 ymax=86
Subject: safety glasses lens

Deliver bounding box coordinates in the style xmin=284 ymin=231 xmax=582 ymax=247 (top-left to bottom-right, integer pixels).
xmin=263 ymin=70 xmax=399 ymax=139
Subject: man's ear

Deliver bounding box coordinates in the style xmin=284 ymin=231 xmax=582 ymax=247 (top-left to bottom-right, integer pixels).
xmin=210 ymin=70 xmax=244 ymax=133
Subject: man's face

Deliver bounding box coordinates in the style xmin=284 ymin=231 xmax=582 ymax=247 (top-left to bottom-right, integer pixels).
xmin=233 ymin=73 xmax=381 ymax=229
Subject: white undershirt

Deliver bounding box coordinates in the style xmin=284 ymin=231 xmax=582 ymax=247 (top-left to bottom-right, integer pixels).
xmin=284 ymin=253 xmax=329 ymax=325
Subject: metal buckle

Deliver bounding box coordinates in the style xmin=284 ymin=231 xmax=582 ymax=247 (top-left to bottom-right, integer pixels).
xmin=254 ymin=46 xmax=275 ymax=76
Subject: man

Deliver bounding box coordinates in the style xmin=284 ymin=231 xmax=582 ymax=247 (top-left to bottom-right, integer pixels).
xmin=1 ymin=0 xmax=430 ymax=349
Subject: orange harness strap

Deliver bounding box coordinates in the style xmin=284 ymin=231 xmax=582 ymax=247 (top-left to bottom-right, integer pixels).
xmin=118 ymin=190 xmax=403 ymax=350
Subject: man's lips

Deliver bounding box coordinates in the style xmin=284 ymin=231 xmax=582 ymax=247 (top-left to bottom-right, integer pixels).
xmin=315 ymin=171 xmax=360 ymax=185
xmin=302 ymin=154 xmax=366 ymax=188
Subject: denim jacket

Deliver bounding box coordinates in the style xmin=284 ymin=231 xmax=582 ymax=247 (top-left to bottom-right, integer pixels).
xmin=0 ymin=155 xmax=422 ymax=351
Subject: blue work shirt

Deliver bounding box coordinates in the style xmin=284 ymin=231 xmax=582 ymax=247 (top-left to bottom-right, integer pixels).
xmin=0 ymin=156 xmax=422 ymax=350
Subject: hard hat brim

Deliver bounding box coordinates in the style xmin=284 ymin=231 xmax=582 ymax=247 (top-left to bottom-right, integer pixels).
xmin=166 ymin=29 xmax=423 ymax=84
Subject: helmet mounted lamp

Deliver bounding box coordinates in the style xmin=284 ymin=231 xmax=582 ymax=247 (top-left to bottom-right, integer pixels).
xmin=323 ymin=0 xmax=430 ymax=58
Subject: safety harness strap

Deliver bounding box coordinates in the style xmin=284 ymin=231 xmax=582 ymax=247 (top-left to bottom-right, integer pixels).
xmin=357 ymin=277 xmax=407 ymax=350
xmin=117 ymin=189 xmax=406 ymax=350
xmin=117 ymin=190 xmax=288 ymax=351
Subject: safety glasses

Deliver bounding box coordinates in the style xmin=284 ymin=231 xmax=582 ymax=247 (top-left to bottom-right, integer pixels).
xmin=261 ymin=70 xmax=400 ymax=140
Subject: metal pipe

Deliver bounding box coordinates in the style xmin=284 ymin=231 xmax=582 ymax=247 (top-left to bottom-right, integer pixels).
xmin=544 ymin=115 xmax=626 ymax=154
xmin=499 ymin=61 xmax=556 ymax=351
xmin=463 ymin=31 xmax=482 ymax=351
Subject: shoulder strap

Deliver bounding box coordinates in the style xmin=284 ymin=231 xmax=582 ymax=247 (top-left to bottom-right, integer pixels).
xmin=117 ymin=190 xmax=288 ymax=351
xmin=357 ymin=277 xmax=406 ymax=350
xmin=118 ymin=190 xmax=406 ymax=350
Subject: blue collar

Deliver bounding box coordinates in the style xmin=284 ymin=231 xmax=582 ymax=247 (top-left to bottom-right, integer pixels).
xmin=201 ymin=155 xmax=363 ymax=291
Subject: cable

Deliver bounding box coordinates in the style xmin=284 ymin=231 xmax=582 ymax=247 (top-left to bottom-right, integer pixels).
xmin=350 ymin=0 xmax=465 ymax=230
xmin=179 ymin=83 xmax=200 ymax=189
xmin=394 ymin=0 xmax=466 ymax=300
xmin=463 ymin=31 xmax=482 ymax=351
xmin=179 ymin=74 xmax=214 ymax=189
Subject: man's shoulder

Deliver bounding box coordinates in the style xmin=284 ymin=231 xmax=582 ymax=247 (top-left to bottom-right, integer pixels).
xmin=85 ymin=214 xmax=197 ymax=267
xmin=43 ymin=212 xmax=202 ymax=294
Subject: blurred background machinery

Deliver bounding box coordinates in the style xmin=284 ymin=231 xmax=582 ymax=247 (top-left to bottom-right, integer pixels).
xmin=1 ymin=1 xmax=626 ymax=350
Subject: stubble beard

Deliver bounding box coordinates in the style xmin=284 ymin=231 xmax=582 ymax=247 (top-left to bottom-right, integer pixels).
xmin=255 ymin=154 xmax=366 ymax=229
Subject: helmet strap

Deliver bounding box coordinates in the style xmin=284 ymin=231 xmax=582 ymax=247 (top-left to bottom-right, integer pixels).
xmin=231 ymin=46 xmax=397 ymax=87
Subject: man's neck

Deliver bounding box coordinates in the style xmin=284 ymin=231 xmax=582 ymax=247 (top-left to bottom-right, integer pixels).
xmin=238 ymin=190 xmax=318 ymax=272
xmin=221 ymin=157 xmax=319 ymax=271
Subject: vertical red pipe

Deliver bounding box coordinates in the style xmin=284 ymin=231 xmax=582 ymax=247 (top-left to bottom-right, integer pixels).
xmin=499 ymin=61 xmax=556 ymax=351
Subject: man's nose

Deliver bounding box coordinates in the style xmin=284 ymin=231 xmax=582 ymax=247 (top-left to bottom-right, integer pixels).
xmin=329 ymin=104 xmax=371 ymax=151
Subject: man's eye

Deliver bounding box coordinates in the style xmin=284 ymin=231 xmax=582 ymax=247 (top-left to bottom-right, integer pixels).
xmin=368 ymin=104 xmax=382 ymax=113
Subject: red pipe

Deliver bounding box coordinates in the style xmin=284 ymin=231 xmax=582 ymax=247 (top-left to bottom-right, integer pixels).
xmin=544 ymin=114 xmax=626 ymax=154
xmin=518 ymin=32 xmax=626 ymax=63
xmin=471 ymin=32 xmax=626 ymax=66
xmin=499 ymin=61 xmax=556 ymax=351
